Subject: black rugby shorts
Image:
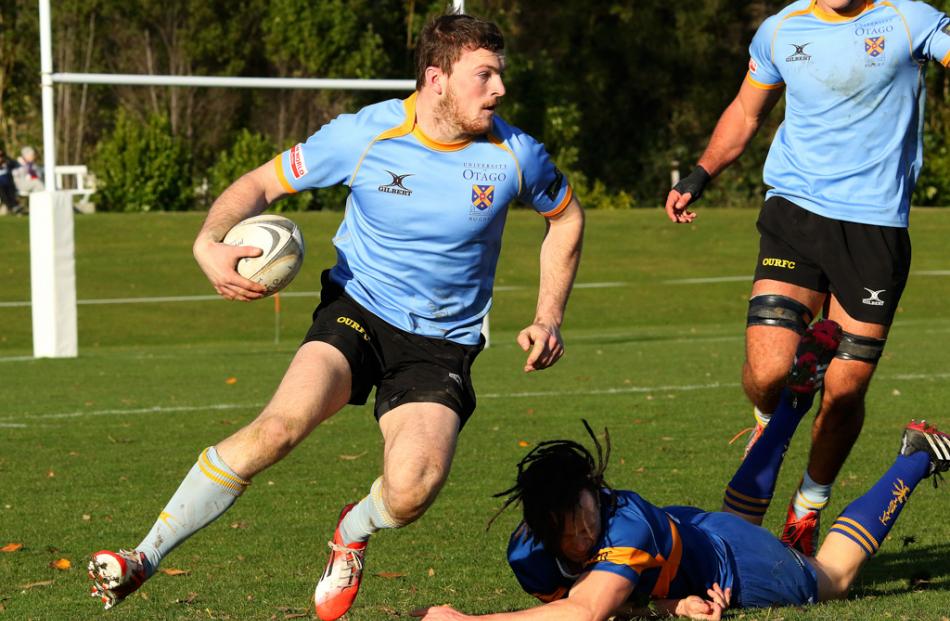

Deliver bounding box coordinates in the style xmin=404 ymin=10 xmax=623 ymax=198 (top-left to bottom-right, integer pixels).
xmin=753 ymin=196 xmax=911 ymax=325
xmin=302 ymin=271 xmax=483 ymax=427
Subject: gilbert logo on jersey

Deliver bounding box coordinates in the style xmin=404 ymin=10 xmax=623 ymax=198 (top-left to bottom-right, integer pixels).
xmin=378 ymin=171 xmax=414 ymax=196
xmin=786 ymin=43 xmax=812 ymax=62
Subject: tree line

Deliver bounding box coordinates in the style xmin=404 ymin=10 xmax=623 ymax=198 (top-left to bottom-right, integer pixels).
xmin=3 ymin=0 xmax=950 ymax=211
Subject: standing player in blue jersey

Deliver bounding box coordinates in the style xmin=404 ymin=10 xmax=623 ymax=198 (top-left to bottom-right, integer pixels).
xmin=88 ymin=14 xmax=584 ymax=620
xmin=411 ymin=325 xmax=950 ymax=620
xmin=665 ymin=0 xmax=950 ymax=556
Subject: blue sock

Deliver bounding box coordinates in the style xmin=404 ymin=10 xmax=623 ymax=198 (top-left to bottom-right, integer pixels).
xmin=827 ymin=452 xmax=929 ymax=557
xmin=723 ymin=389 xmax=815 ymax=518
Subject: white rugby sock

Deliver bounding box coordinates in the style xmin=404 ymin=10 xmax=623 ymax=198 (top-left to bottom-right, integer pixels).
xmin=136 ymin=446 xmax=249 ymax=572
xmin=338 ymin=477 xmax=403 ymax=545
xmin=792 ymin=470 xmax=832 ymax=519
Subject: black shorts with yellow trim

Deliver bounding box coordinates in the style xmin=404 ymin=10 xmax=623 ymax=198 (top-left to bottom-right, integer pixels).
xmin=303 ymin=271 xmax=484 ymax=427
xmin=753 ymin=196 xmax=911 ymax=325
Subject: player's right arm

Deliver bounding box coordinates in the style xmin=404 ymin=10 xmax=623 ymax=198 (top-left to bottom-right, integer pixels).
xmin=193 ymin=159 xmax=290 ymax=301
xmin=666 ymin=12 xmax=785 ymax=224
xmin=665 ymin=79 xmax=783 ymax=224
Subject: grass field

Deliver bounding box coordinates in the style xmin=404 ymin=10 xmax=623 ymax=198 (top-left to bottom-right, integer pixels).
xmin=1 ymin=208 xmax=949 ymax=620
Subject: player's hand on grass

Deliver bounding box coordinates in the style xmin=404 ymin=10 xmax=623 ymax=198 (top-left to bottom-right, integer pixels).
xmin=193 ymin=237 xmax=266 ymax=301
xmin=674 ymin=583 xmax=731 ymax=620
xmin=517 ymin=322 xmax=564 ymax=372
xmin=409 ymin=605 xmax=470 ymax=620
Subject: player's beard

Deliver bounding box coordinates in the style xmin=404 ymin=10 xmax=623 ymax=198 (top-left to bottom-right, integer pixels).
xmin=436 ymin=86 xmax=493 ymax=138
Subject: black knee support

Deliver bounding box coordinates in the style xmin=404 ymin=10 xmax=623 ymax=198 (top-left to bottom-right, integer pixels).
xmin=835 ymin=331 xmax=886 ymax=364
xmin=747 ymin=295 xmax=814 ymax=334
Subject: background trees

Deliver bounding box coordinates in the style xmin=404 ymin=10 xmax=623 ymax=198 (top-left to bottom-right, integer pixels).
xmin=3 ymin=0 xmax=950 ymax=210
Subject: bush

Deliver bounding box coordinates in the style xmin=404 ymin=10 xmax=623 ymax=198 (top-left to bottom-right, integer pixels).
xmin=92 ymin=110 xmax=192 ymax=212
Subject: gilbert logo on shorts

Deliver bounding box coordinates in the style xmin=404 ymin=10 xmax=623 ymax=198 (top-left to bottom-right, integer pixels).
xmin=378 ymin=170 xmax=413 ymax=196
xmin=337 ymin=316 xmax=371 ymax=341
xmin=862 ymin=288 xmax=886 ymax=306
xmin=290 ymin=144 xmax=308 ymax=179
xmin=762 ymin=257 xmax=796 ymax=270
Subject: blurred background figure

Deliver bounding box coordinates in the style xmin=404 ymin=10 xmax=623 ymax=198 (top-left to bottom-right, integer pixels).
xmin=0 ymin=149 xmax=21 ymax=215
xmin=14 ymin=145 xmax=45 ymax=197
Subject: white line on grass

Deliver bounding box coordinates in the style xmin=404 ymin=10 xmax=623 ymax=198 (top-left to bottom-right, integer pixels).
xmin=4 ymin=270 xmax=949 ymax=308
xmin=5 ymin=371 xmax=949 ymax=426
xmin=0 ymin=282 xmax=628 ymax=308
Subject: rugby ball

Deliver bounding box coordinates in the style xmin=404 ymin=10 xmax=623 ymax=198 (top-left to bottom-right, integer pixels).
xmin=223 ymin=214 xmax=305 ymax=296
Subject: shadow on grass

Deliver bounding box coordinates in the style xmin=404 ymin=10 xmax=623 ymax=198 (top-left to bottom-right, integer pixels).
xmin=851 ymin=542 xmax=950 ymax=597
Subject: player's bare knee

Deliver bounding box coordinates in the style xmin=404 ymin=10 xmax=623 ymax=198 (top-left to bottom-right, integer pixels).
xmin=251 ymin=415 xmax=307 ymax=460
xmin=384 ymin=465 xmax=448 ymax=523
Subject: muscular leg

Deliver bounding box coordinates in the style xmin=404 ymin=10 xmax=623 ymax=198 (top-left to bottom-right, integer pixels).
xmin=336 ymin=402 xmax=460 ymax=545
xmin=218 ymin=341 xmax=352 ymax=477
xmin=805 ymin=295 xmax=887 ymax=488
xmin=136 ymin=341 xmax=352 ymax=569
xmin=743 ymin=280 xmax=825 ymax=413
xmin=379 ymin=402 xmax=460 ymax=524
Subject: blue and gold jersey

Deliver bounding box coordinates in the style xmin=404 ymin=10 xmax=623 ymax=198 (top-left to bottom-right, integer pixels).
xmin=747 ymin=0 xmax=950 ymax=227
xmin=275 ymin=93 xmax=572 ymax=345
xmin=506 ymin=491 xmax=735 ymax=604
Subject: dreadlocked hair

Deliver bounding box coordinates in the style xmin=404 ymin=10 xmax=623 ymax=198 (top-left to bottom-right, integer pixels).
xmin=488 ymin=420 xmax=612 ymax=554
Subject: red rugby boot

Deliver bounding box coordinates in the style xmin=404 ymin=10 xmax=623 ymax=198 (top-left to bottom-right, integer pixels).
xmin=314 ymin=503 xmax=368 ymax=621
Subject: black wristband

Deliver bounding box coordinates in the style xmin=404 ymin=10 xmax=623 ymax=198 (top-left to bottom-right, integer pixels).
xmin=672 ymin=165 xmax=711 ymax=205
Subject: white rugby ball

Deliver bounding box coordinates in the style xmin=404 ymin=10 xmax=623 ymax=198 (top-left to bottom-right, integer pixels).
xmin=223 ymin=214 xmax=305 ymax=296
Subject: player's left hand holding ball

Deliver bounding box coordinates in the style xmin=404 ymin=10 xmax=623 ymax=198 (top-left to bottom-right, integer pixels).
xmin=193 ymin=235 xmax=266 ymax=302
xmin=517 ymin=321 xmax=564 ymax=372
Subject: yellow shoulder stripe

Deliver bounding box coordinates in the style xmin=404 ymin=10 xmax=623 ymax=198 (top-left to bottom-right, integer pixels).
xmin=746 ymin=72 xmax=784 ymax=91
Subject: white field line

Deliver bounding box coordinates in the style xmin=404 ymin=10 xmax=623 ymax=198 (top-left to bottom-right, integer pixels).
xmin=2 ymin=271 xmax=948 ymax=308
xmin=4 ymin=371 xmax=950 ymax=426
xmin=0 ymin=283 xmax=622 ymax=308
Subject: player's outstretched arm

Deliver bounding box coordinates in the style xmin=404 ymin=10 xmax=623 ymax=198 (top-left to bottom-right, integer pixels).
xmin=193 ymin=158 xmax=291 ymax=301
xmin=519 ymin=197 xmax=584 ymax=373
xmin=665 ymin=79 xmax=783 ymax=224
xmin=410 ymin=569 xmax=634 ymax=620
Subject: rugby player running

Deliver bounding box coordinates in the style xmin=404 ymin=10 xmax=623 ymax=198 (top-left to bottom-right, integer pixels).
xmin=665 ymin=0 xmax=950 ymax=555
xmin=88 ymin=14 xmax=584 ymax=620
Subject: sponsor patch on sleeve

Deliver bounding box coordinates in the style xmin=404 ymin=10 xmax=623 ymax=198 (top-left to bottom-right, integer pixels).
xmin=544 ymin=168 xmax=564 ymax=201
xmin=749 ymin=58 xmax=758 ymax=74
xmin=290 ymin=143 xmax=308 ymax=180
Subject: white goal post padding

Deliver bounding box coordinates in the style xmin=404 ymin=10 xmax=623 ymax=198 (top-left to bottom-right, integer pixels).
xmin=29 ymin=191 xmax=78 ymax=357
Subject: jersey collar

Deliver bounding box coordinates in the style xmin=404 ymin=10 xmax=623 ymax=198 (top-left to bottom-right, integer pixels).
xmin=810 ymin=0 xmax=875 ymax=23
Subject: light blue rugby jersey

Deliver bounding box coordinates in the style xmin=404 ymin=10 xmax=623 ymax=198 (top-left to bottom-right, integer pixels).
xmin=747 ymin=0 xmax=950 ymax=227
xmin=275 ymin=93 xmax=572 ymax=345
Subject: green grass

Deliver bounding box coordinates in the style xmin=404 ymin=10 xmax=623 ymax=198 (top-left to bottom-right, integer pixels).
xmin=1 ymin=209 xmax=949 ymax=620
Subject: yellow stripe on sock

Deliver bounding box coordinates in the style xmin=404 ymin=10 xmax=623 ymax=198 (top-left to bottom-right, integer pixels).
xmin=725 ymin=486 xmax=772 ymax=505
xmin=197 ymin=458 xmax=245 ymax=495
xmin=829 ymin=523 xmax=876 ymax=555
xmin=369 ymin=476 xmax=403 ymax=528
xmin=837 ymin=517 xmax=880 ymax=550
xmin=200 ymin=449 xmax=250 ymax=487
xmin=794 ymin=492 xmax=829 ymax=511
